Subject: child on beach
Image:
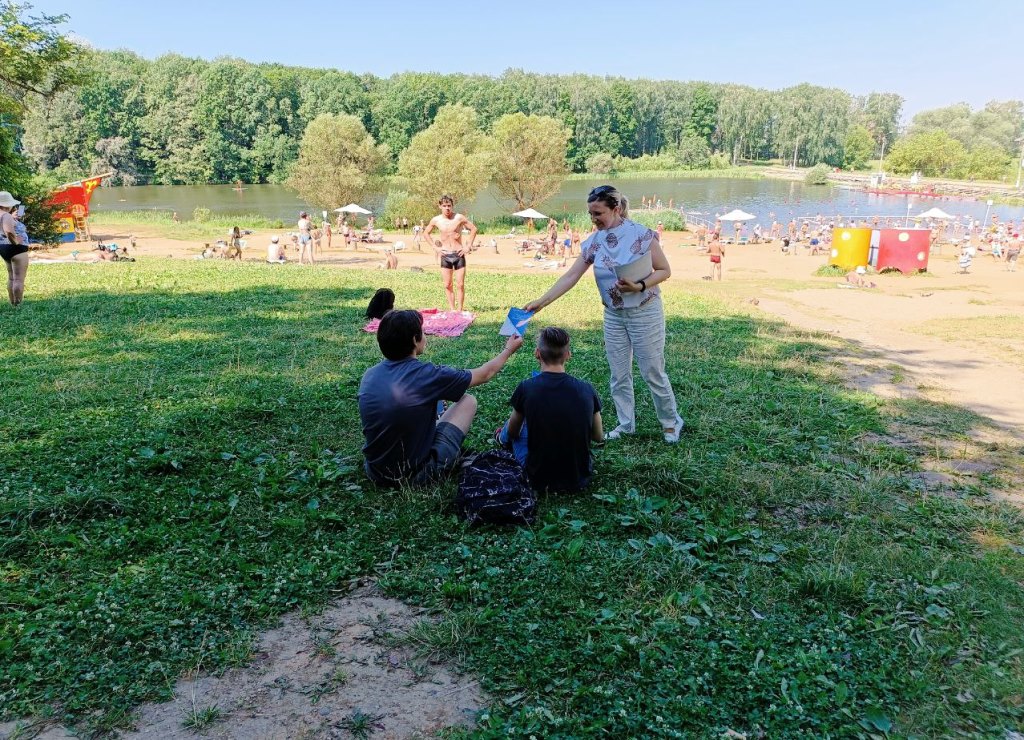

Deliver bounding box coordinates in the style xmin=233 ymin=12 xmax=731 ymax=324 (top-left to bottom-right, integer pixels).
xmin=496 ymin=327 xmax=603 ymax=493
xmin=266 ymin=236 xmax=285 ymax=263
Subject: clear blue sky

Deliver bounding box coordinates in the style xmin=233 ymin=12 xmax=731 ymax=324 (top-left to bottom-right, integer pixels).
xmin=29 ymin=0 xmax=1024 ymax=120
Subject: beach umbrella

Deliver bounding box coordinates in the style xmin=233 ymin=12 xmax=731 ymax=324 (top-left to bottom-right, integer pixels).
xmin=334 ymin=203 xmax=372 ymax=214
xmin=718 ymin=209 xmax=756 ymax=221
xmin=915 ymin=207 xmax=955 ymax=220
xmin=512 ymin=207 xmax=548 ymax=220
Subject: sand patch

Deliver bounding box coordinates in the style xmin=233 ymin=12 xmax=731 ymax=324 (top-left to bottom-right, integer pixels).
xmin=1 ymin=584 xmax=487 ymax=740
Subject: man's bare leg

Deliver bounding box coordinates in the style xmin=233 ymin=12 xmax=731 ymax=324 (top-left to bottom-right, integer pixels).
xmin=439 ymin=394 xmax=477 ymax=434
xmin=454 ymin=267 xmax=466 ymax=311
xmin=440 ymin=267 xmax=455 ymax=310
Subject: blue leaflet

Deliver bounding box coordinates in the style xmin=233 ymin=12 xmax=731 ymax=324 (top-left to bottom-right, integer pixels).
xmin=499 ymin=307 xmax=535 ymax=337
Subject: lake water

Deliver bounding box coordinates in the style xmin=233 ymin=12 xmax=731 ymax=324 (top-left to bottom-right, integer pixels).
xmin=90 ymin=178 xmax=1024 ymax=227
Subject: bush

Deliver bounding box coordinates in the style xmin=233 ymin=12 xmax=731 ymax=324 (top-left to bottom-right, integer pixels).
xmin=675 ymin=136 xmax=712 ymax=169
xmin=708 ymin=152 xmax=732 ymax=170
xmin=585 ymin=152 xmax=615 ymax=174
xmin=192 ymin=206 xmax=212 ymax=223
xmin=804 ymin=163 xmax=831 ymax=185
xmin=630 ymin=210 xmax=686 ymax=231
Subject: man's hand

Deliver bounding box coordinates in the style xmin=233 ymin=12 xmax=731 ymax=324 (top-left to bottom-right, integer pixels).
xmin=504 ymin=334 xmax=524 ymax=354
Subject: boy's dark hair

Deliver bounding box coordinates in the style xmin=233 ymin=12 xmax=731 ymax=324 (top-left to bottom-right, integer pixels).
xmin=537 ymin=326 xmax=570 ymax=364
xmin=365 ymin=287 xmax=395 ymax=319
xmin=438 ymin=194 xmax=454 ymax=205
xmin=377 ymin=309 xmax=423 ymax=360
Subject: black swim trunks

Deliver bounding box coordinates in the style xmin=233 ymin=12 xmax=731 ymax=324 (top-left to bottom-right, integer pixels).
xmin=0 ymin=242 xmax=28 ymax=263
xmin=440 ymin=253 xmax=466 ymax=270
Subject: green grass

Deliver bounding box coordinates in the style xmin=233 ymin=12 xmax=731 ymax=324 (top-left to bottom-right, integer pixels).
xmin=1 ymin=262 xmax=1023 ymax=737
xmin=565 ymin=167 xmax=764 ymax=181
xmin=90 ymin=210 xmax=285 ymax=241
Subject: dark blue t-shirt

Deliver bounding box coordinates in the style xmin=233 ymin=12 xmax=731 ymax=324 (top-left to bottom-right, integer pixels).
xmin=511 ymin=372 xmax=601 ymax=492
xmin=358 ymin=358 xmax=471 ymax=483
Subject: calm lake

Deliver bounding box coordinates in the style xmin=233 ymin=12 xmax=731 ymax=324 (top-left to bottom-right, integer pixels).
xmin=90 ymin=178 xmax=1024 ymax=227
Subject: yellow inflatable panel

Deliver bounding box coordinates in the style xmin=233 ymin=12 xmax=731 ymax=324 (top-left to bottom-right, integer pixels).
xmin=829 ymin=228 xmax=871 ymax=270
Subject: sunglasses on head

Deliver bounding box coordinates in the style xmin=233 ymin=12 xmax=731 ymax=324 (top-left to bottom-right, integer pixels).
xmin=589 ymin=185 xmax=614 ymax=198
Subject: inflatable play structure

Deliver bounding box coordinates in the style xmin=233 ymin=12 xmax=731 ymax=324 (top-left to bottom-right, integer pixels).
xmin=46 ymin=173 xmax=109 ymax=242
xmin=829 ymin=227 xmax=871 ymax=270
xmin=875 ymin=228 xmax=930 ymax=273
xmin=830 ymin=226 xmax=930 ymax=273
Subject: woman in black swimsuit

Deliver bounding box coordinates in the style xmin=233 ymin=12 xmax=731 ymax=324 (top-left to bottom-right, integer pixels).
xmin=0 ymin=192 xmax=29 ymax=307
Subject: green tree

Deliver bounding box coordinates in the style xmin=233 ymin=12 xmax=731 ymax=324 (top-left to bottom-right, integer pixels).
xmin=843 ymin=125 xmax=875 ymax=170
xmin=396 ymin=103 xmax=490 ymax=218
xmin=286 ymin=113 xmax=389 ymax=211
xmin=1 ymin=2 xmax=83 ymax=243
xmin=856 ymin=92 xmax=903 ymax=147
xmin=965 ymin=145 xmax=1011 ymax=180
xmin=887 ymin=130 xmax=967 ymax=177
xmin=488 ymin=113 xmax=569 ymax=210
xmin=0 ymin=2 xmax=84 ymax=115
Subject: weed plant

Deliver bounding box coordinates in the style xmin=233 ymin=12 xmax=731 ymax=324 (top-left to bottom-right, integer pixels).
xmin=1 ymin=263 xmax=1022 ymax=736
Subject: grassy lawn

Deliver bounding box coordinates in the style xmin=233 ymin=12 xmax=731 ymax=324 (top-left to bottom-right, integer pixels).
xmin=2 ymin=262 xmax=1023 ymax=737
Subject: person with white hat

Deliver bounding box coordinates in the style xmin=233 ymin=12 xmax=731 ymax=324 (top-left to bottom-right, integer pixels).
xmin=0 ymin=191 xmax=30 ymax=306
xmin=266 ymin=235 xmax=285 ymax=264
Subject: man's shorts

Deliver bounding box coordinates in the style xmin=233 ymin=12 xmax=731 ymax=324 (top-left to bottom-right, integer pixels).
xmin=440 ymin=253 xmax=466 ymax=270
xmin=299 ymin=233 xmax=311 ymax=244
xmin=710 ymin=255 xmax=721 ymax=264
xmin=412 ymin=421 xmax=466 ymax=485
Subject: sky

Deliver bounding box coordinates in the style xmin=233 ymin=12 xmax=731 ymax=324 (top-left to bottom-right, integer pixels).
xmin=27 ymin=0 xmax=1024 ymax=121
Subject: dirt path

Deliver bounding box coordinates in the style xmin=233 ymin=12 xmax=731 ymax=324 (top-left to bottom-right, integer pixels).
xmin=0 ymin=584 xmax=486 ymax=740
xmin=755 ymin=290 xmax=1024 ymax=431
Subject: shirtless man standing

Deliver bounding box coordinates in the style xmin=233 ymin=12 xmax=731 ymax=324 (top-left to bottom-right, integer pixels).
xmin=422 ymin=194 xmax=477 ymax=312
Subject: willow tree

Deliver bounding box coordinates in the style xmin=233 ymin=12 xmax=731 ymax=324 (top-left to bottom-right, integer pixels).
xmin=489 ymin=113 xmax=569 ymax=210
xmin=287 ymin=113 xmax=389 ymax=211
xmin=396 ymin=103 xmax=490 ymax=219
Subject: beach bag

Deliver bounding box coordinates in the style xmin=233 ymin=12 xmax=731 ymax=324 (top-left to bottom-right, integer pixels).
xmin=455 ymin=449 xmax=537 ymax=526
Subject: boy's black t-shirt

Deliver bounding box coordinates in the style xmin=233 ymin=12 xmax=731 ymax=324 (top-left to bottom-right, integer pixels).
xmin=510 ymin=371 xmax=601 ymax=492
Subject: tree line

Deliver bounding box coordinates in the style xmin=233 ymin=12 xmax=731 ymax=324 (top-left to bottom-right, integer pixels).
xmin=18 ymin=49 xmax=914 ymax=188
xmin=6 ymin=7 xmax=1023 ymax=208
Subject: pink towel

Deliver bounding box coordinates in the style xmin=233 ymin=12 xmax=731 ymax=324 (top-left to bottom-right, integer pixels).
xmin=363 ymin=309 xmax=476 ymax=337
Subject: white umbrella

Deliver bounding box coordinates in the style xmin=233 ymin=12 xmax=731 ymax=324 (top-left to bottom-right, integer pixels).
xmin=718 ymin=209 xmax=756 ymax=222
xmin=512 ymin=207 xmax=548 ymax=220
xmin=334 ymin=203 xmax=372 ymax=214
xmin=915 ymin=207 xmax=955 ymax=220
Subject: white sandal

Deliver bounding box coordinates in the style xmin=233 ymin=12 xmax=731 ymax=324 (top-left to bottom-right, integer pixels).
xmin=605 ymin=425 xmax=635 ymax=440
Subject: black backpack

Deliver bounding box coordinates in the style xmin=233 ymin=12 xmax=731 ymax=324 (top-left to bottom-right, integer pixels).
xmin=455 ymin=449 xmax=537 ymax=526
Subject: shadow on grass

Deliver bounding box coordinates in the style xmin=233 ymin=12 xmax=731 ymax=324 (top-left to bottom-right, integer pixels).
xmin=1 ymin=263 xmax=1023 ymax=737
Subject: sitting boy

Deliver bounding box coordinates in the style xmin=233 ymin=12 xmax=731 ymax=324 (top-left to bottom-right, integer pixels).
xmin=496 ymin=327 xmax=603 ymax=493
xmin=359 ymin=309 xmax=523 ymax=487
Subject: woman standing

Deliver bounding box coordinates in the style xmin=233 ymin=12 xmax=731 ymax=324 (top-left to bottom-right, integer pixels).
xmin=524 ymin=185 xmax=684 ymax=443
xmin=0 ymin=191 xmax=29 ymax=307
xmin=225 ymin=226 xmax=243 ymax=260
xmin=297 ymin=211 xmax=314 ymax=265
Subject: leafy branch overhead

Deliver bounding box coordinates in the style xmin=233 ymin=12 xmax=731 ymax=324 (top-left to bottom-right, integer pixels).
xmin=0 ymin=2 xmax=85 ymax=115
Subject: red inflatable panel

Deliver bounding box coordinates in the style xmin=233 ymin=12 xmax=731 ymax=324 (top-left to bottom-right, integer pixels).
xmin=876 ymin=229 xmax=929 ymax=273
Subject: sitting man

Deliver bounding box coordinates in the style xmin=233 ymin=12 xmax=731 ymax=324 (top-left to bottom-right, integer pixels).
xmin=359 ymin=309 xmax=523 ymax=487
xmin=496 ymin=327 xmax=604 ymax=493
